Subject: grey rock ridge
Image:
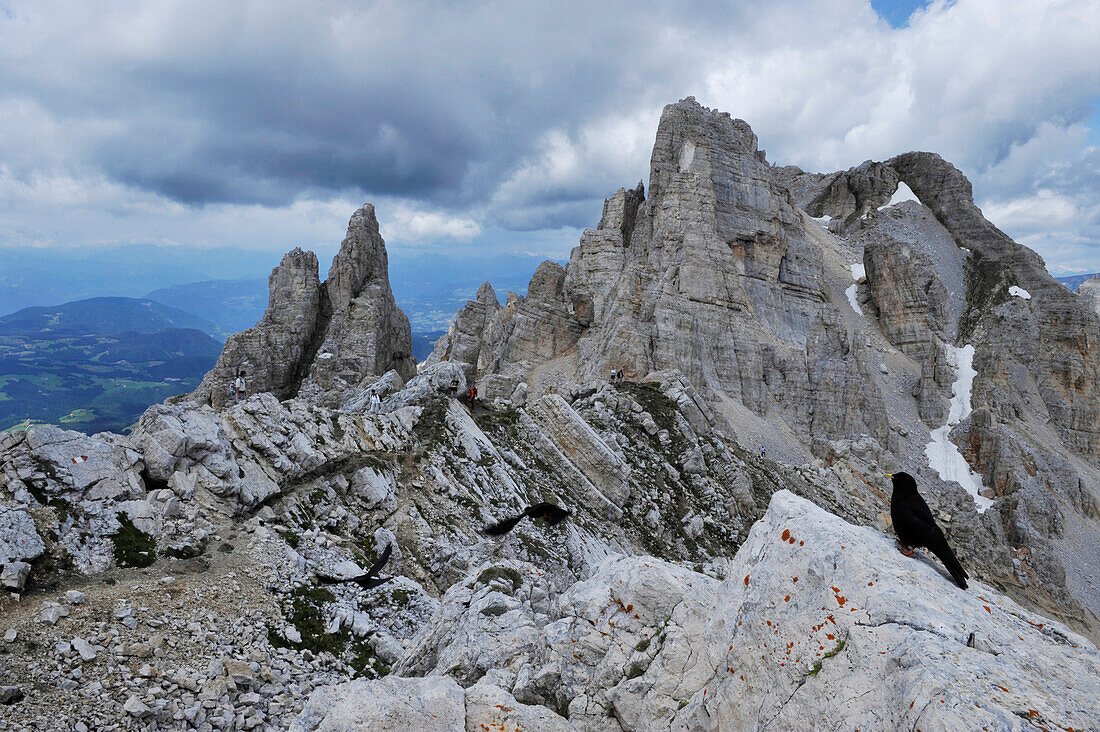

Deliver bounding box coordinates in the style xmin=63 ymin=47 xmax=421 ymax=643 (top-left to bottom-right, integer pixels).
xmin=2 ymin=98 xmax=1099 ymax=729
xmin=430 ymin=96 xmax=1100 ymax=635
xmin=190 ymin=204 xmax=415 ymax=409
xmin=296 ymin=492 xmax=1100 ymax=731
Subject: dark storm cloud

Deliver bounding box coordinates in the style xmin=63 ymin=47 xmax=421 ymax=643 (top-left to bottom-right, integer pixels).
xmin=0 ymin=1 xmax=719 ymax=209
xmin=0 ymin=0 xmax=1098 ymax=272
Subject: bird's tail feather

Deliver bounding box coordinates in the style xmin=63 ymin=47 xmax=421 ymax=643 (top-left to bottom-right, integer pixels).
xmin=484 ymin=513 xmax=525 ymax=536
xmin=930 ymin=539 xmax=968 ymax=590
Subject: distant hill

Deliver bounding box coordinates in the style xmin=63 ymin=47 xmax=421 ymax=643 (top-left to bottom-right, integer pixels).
xmin=145 ymin=279 xmax=269 ymax=340
xmin=0 ymin=244 xmax=295 ymax=318
xmin=0 ymin=297 xmax=217 ymax=337
xmin=0 ymin=297 xmax=222 ymax=434
xmin=1055 ymin=273 xmax=1100 ymax=291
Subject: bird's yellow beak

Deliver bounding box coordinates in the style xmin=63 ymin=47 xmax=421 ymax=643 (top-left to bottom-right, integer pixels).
xmin=884 ymin=472 xmax=893 ymax=477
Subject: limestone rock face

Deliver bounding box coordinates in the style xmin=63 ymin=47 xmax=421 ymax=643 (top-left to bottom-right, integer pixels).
xmin=427 ymin=261 xmax=586 ymax=402
xmin=191 ymin=248 xmax=322 ymax=409
xmin=321 ymin=491 xmax=1100 ymax=731
xmin=1077 ymin=275 xmax=1100 ymax=319
xmin=132 ymin=393 xmax=418 ymax=512
xmin=434 ymin=98 xmax=890 ymax=445
xmin=776 ymin=159 xmax=899 ymax=235
xmin=302 ymin=204 xmax=417 ymax=401
xmin=191 ymin=205 xmax=415 ymax=409
xmin=427 ymin=281 xmax=504 ymax=382
xmin=861 ymin=202 xmax=965 ymax=424
xmin=290 ymin=675 xmax=465 ymax=732
xmin=890 ymin=152 xmax=1100 ymax=459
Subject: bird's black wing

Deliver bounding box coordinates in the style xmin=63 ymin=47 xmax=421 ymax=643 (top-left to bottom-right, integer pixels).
xmin=894 ymin=491 xmax=943 ymax=548
xmin=484 ymin=512 xmax=527 ymax=536
xmin=363 ymin=542 xmax=393 ymax=582
xmin=905 ymin=489 xmax=938 ymax=528
xmin=898 ymin=492 xmax=969 ymax=590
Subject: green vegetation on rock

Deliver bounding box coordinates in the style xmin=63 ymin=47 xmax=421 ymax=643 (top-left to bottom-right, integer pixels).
xmin=111 ymin=512 xmax=157 ymax=568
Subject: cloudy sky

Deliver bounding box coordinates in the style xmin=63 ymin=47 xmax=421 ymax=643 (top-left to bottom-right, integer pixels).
xmin=0 ymin=0 xmax=1098 ymax=273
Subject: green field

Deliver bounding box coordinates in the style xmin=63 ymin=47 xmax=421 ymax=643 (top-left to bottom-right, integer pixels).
xmin=0 ymin=324 xmax=219 ymax=435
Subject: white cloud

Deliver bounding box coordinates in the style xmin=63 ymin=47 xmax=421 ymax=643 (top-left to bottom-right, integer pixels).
xmin=983 ymin=190 xmax=1082 ymax=232
xmin=380 ymin=205 xmax=482 ymax=244
xmin=0 ymin=0 xmax=1097 ymax=273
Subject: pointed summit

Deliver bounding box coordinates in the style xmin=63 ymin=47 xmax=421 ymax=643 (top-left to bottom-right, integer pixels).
xmin=189 ymin=205 xmax=415 ymax=408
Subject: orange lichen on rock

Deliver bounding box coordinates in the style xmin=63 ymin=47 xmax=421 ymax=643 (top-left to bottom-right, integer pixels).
xmin=782 ymin=529 xmax=790 ymax=541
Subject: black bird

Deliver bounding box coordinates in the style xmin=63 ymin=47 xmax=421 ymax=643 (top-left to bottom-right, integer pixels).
xmin=317 ymin=542 xmax=394 ymax=590
xmin=485 ymin=502 xmax=571 ymax=536
xmin=888 ymin=472 xmax=969 ymax=589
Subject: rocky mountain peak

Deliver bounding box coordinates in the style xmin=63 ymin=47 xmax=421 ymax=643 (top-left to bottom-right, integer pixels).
xmin=326 ymin=203 xmax=389 ymax=314
xmin=474 ymin=281 xmax=499 ymax=307
xmin=189 ymin=204 xmax=414 ymax=408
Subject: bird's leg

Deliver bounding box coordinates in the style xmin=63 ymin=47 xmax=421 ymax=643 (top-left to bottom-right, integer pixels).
xmin=896 ymin=543 xmax=915 ymax=557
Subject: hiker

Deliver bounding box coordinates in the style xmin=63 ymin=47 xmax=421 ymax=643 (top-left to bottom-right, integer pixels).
xmin=617 ymin=369 xmax=625 ymax=383
xmin=760 ymin=445 xmax=766 ymax=458
xmin=450 ymin=379 xmax=459 ymax=397
xmin=468 ymin=385 xmax=478 ymax=409
xmin=610 ymin=368 xmax=618 ymax=384
xmin=233 ymin=371 xmax=246 ymax=402
xmin=369 ymin=389 xmax=381 ymax=413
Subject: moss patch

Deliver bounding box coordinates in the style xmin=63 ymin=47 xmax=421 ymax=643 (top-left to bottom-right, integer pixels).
xmin=348 ymin=635 xmax=391 ymax=679
xmin=476 ymin=566 xmax=524 ymax=595
xmin=111 ymin=512 xmax=157 ymax=568
xmin=267 ymin=585 xmax=391 ymax=679
xmin=807 ymin=638 xmax=846 ymax=676
xmin=274 ymin=585 xmax=345 ymax=657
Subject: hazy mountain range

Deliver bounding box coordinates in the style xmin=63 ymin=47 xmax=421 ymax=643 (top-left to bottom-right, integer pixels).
xmin=0 ymin=249 xmax=558 ymax=434
xmin=0 ymin=240 xmax=1091 ymax=437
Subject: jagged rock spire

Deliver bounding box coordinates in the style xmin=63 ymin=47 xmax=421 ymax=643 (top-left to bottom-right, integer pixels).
xmin=189 ymin=205 xmax=415 ymax=408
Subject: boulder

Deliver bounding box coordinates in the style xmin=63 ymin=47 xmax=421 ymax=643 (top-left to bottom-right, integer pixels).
xmin=290 ymin=675 xmax=465 ymax=732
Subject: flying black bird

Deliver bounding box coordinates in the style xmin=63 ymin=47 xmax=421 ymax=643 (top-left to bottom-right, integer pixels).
xmin=888 ymin=472 xmax=969 ymax=589
xmin=316 ymin=542 xmax=394 ymax=590
xmin=484 ymin=502 xmax=571 ymax=536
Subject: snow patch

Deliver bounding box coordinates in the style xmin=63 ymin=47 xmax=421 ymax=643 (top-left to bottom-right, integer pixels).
xmin=1008 ymin=286 xmax=1031 ymax=300
xmin=844 ymin=263 xmax=865 ymax=315
xmin=924 ymin=343 xmax=994 ymax=512
xmin=845 ymin=285 xmax=863 ymax=315
xmin=883 ymin=181 xmax=919 ymax=208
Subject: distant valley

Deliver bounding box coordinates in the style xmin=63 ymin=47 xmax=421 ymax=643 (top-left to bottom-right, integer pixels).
xmin=0 ymin=298 xmax=222 ymax=434
xmin=0 ymin=248 xmax=555 ymax=435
